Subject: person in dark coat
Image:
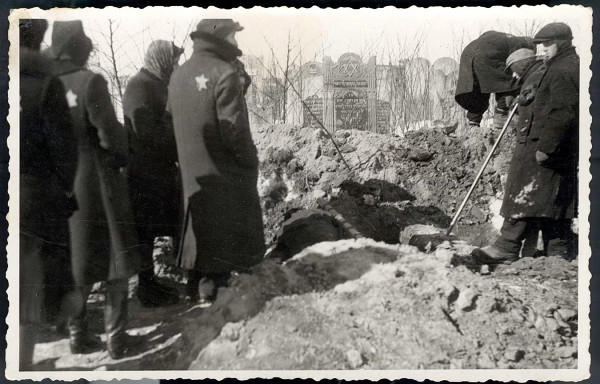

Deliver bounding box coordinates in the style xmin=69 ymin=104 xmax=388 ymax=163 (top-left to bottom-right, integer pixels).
xmin=168 ymin=19 xmax=265 ymax=302
xmin=123 ymin=40 xmax=184 ymax=307
xmin=48 ymin=20 xmax=141 ymax=359
xmin=473 ymin=23 xmax=579 ymax=264
xmin=455 ymin=31 xmax=533 ymax=127
xmin=19 ymin=18 xmax=82 ymax=370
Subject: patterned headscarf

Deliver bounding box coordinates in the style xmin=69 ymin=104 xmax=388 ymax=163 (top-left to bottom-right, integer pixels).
xmin=143 ymin=40 xmax=184 ymax=84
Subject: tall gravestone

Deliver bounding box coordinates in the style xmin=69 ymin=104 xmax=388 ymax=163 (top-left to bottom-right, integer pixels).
xmin=323 ymin=53 xmax=377 ymax=132
xmin=303 ymin=94 xmax=323 ymax=127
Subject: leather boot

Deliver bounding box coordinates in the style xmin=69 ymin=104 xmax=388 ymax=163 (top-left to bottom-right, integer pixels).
xmin=68 ymin=308 xmax=101 ymax=354
xmin=472 ymin=245 xmax=519 ymax=265
xmin=105 ymin=278 xmax=133 ymax=360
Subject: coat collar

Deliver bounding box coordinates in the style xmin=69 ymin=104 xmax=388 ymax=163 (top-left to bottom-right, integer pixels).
xmin=51 ymin=59 xmax=85 ymax=77
xmin=546 ymin=46 xmax=577 ymax=66
xmin=191 ymin=33 xmax=242 ymax=63
xmin=520 ymin=59 xmax=544 ymax=82
xmin=140 ymin=68 xmax=164 ymax=84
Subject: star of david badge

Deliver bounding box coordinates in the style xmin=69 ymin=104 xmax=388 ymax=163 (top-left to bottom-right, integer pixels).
xmin=66 ymin=89 xmax=78 ymax=108
xmin=195 ymin=75 xmax=209 ymax=92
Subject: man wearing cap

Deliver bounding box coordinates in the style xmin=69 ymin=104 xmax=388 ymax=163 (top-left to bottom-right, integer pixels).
xmin=455 ymin=31 xmax=533 ymax=128
xmin=473 ymin=23 xmax=579 ymax=264
xmin=124 ymin=40 xmax=184 ymax=308
xmin=48 ymin=20 xmax=141 ymax=358
xmin=168 ymin=19 xmax=265 ymax=302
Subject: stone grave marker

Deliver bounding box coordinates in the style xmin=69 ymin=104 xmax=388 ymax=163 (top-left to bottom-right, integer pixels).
xmin=303 ymin=94 xmax=324 ymax=127
xmin=323 ymin=53 xmax=377 ymax=131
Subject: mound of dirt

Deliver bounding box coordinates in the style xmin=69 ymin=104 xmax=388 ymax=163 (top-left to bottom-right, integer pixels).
xmin=182 ymin=239 xmax=577 ymax=370
xmin=254 ymin=124 xmax=515 ymax=246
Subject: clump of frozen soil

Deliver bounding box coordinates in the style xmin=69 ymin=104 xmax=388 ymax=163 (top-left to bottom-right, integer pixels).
xmin=182 ymin=239 xmax=577 ymax=370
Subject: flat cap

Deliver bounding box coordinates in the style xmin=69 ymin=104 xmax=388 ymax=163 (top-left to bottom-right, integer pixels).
xmin=505 ymin=48 xmax=535 ymax=71
xmin=533 ymin=22 xmax=573 ymax=43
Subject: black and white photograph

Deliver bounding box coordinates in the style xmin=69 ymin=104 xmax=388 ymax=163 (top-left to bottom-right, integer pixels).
xmin=6 ymin=5 xmax=593 ymax=381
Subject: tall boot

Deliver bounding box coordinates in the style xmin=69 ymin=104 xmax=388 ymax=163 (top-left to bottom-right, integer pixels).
xmin=105 ymin=278 xmax=135 ymax=359
xmin=68 ymin=305 xmax=101 ymax=354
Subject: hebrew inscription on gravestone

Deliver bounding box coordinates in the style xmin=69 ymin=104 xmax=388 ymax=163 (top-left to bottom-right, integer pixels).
xmin=323 ymin=53 xmax=377 ymax=132
xmin=303 ymin=95 xmax=324 ymax=128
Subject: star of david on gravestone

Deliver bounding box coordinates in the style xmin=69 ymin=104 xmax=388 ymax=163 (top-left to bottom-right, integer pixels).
xmin=66 ymin=89 xmax=78 ymax=108
xmin=195 ymin=75 xmax=209 ymax=92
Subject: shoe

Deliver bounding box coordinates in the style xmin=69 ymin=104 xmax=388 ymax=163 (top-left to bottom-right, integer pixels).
xmin=136 ymin=276 xmax=179 ymax=308
xmin=107 ymin=332 xmax=141 ymax=360
xmin=472 ymin=246 xmax=518 ymax=265
xmin=69 ymin=326 xmax=101 ymax=354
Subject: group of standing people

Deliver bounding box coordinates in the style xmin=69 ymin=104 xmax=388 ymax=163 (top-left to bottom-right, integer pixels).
xmin=454 ymin=23 xmax=579 ymax=264
xmin=19 ymin=18 xmax=264 ymax=368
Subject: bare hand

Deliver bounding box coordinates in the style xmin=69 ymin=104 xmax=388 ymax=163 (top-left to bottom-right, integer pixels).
xmin=535 ymin=150 xmax=549 ymax=164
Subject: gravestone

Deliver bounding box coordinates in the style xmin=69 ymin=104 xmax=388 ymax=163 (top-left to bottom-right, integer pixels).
xmin=430 ymin=57 xmax=459 ymax=121
xmin=323 ymin=53 xmax=377 ymax=132
xmin=377 ymin=101 xmax=391 ymax=133
xmin=303 ymin=95 xmax=324 ymax=127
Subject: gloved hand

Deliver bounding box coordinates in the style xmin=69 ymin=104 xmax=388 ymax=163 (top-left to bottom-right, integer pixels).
xmin=535 ymin=150 xmax=549 ymax=164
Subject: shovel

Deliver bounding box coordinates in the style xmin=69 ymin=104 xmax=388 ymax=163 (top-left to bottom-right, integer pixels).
xmin=408 ymin=103 xmax=519 ymax=251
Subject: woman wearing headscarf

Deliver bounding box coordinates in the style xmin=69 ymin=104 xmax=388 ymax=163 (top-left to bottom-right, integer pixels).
xmin=19 ymin=18 xmax=81 ymax=370
xmin=123 ymin=40 xmax=184 ymax=308
xmin=48 ymin=20 xmax=140 ymax=359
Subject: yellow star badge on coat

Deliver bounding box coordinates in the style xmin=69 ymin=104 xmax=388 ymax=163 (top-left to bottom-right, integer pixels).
xmin=66 ymin=89 xmax=78 ymax=108
xmin=195 ymin=75 xmax=209 ymax=92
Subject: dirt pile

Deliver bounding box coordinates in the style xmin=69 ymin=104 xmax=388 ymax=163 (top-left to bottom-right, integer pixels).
xmin=254 ymin=123 xmax=515 ymax=246
xmin=182 ymin=239 xmax=577 ymax=370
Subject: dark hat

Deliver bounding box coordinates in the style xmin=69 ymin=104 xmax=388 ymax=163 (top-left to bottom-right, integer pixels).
xmin=19 ymin=19 xmax=48 ymax=48
xmin=533 ymin=22 xmax=573 ymax=43
xmin=190 ymin=19 xmax=243 ymax=41
xmin=49 ymin=20 xmax=92 ymax=59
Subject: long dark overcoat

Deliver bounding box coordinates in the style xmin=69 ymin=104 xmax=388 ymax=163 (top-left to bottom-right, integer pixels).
xmin=20 ymin=48 xmax=78 ymax=323
xmin=52 ymin=60 xmax=140 ymax=286
xmin=501 ymin=47 xmax=579 ymax=219
xmin=123 ymin=69 xmax=182 ymax=253
xmin=168 ymin=36 xmax=265 ymax=274
xmin=455 ymin=31 xmax=532 ymax=112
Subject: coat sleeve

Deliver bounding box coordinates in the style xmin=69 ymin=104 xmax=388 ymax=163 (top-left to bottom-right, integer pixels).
xmin=215 ymin=70 xmax=258 ymax=169
xmin=86 ymin=74 xmax=129 ymax=167
xmin=129 ymin=103 xmax=178 ymax=165
xmin=42 ymin=76 xmax=78 ymax=193
xmin=536 ymin=70 xmax=579 ymax=155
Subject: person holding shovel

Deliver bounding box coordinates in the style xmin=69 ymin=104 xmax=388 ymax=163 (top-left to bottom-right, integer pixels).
xmin=473 ymin=23 xmax=579 ymax=264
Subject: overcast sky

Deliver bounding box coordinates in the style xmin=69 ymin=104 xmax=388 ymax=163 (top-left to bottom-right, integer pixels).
xmin=24 ymin=5 xmax=590 ymax=79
